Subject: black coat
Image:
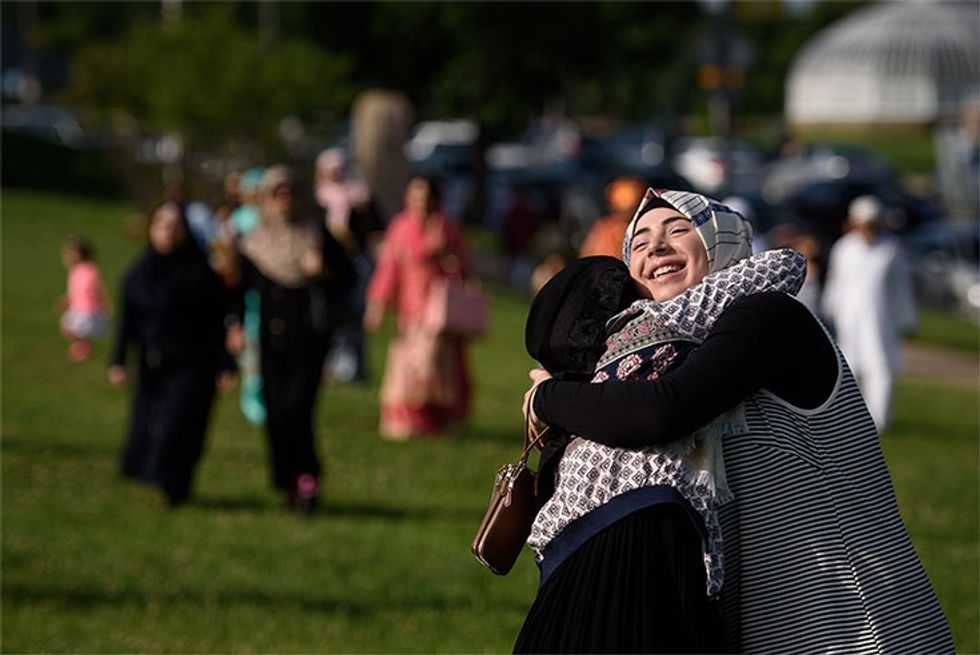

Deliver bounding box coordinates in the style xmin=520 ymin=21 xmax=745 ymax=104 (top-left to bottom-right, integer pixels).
xmin=231 ymin=221 xmax=356 ymax=490
xmin=112 ymin=241 xmax=233 ymax=504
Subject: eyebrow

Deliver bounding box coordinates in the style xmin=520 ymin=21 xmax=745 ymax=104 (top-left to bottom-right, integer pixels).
xmin=632 ymin=215 xmax=689 ymax=240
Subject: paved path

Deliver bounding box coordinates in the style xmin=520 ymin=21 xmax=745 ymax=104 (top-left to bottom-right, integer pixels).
xmin=902 ymin=342 xmax=978 ymax=387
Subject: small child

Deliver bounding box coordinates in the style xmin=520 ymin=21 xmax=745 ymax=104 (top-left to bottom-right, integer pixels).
xmin=59 ymin=234 xmax=109 ymax=362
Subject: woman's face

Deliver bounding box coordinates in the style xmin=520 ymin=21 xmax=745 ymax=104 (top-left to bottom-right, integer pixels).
xmin=405 ymin=178 xmax=433 ymax=216
xmin=264 ymin=183 xmax=294 ymax=223
xmin=628 ymin=207 xmax=708 ymax=301
xmin=149 ymin=204 xmax=186 ymax=254
xmin=60 ymin=244 xmax=81 ymax=268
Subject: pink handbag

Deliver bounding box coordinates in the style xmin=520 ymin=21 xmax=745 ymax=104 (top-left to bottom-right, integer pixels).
xmin=423 ymin=277 xmax=488 ymax=338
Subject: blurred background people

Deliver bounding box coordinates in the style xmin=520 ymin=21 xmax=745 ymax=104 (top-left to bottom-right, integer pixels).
xmin=315 ymin=147 xmax=385 ymax=383
xmin=225 ymin=167 xmax=267 ymax=425
xmin=108 ymin=202 xmax=235 ymax=507
xmin=578 ymin=176 xmax=645 ymax=258
xmin=225 ymin=165 xmax=355 ymax=514
xmin=163 ymin=181 xmax=217 ymax=251
xmin=821 ymin=195 xmax=917 ymax=432
xmin=530 ymin=250 xmax=569 ymax=296
xmin=230 ymin=167 xmax=266 ymax=235
xmin=212 ymin=169 xmax=243 ymax=234
xmin=363 ymin=175 xmax=472 ymax=440
xmin=790 ymin=231 xmax=824 ymax=315
xmin=59 ymin=234 xmax=110 ymax=362
xmin=500 ymin=185 xmax=546 ymax=289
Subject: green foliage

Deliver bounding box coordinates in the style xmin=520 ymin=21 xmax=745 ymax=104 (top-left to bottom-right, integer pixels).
xmin=66 ymin=7 xmax=352 ymax=152
xmin=3 ymin=190 xmax=977 ymax=652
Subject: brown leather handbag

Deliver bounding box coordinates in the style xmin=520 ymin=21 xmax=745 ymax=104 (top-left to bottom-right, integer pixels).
xmin=471 ymin=421 xmax=547 ymax=575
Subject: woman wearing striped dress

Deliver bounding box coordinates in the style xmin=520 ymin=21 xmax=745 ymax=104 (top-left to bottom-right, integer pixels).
xmin=519 ymin=189 xmax=953 ymax=653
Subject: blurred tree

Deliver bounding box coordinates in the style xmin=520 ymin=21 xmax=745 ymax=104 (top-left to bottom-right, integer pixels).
xmin=66 ymin=6 xmax=352 ymax=157
xmin=733 ymin=1 xmax=868 ymax=118
xmin=47 ymin=0 xmax=868 ymax=143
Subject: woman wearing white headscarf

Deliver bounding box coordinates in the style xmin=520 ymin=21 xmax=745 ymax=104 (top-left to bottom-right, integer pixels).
xmin=516 ymin=189 xmax=951 ymax=653
xmin=315 ymin=148 xmax=385 ymax=383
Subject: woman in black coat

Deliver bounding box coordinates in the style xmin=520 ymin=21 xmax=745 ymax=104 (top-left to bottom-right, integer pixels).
xmin=225 ymin=165 xmax=355 ymax=515
xmin=109 ymin=201 xmax=235 ymax=507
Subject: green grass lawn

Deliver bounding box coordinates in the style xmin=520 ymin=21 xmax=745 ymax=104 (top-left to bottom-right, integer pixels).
xmin=3 ymin=190 xmax=978 ymax=653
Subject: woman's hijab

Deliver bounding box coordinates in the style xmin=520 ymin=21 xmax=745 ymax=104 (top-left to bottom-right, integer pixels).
xmin=240 ymin=165 xmax=322 ymax=288
xmin=315 ymin=148 xmax=370 ymax=235
xmin=144 ymin=203 xmax=204 ymax=270
xmin=525 ymin=256 xmax=639 ymax=380
xmin=622 ymin=188 xmax=754 ymax=274
xmin=134 ymin=202 xmax=213 ymax=304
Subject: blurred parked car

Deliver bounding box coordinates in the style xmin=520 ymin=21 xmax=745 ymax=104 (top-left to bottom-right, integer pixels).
xmin=485 ymin=118 xmax=581 ymax=174
xmin=670 ymin=136 xmax=767 ymax=196
xmin=2 ymin=104 xmax=87 ymax=147
xmin=580 ymin=123 xmax=668 ymax=177
xmin=902 ymin=221 xmax=980 ymax=320
xmin=763 ymin=142 xmax=895 ymax=205
xmin=405 ymin=119 xmax=477 ymax=174
xmin=784 ymin=178 xmax=942 ymax=238
xmin=405 ymin=119 xmax=479 ymax=222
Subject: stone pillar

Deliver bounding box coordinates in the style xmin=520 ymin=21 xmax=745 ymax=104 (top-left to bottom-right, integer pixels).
xmin=351 ymin=89 xmax=413 ymax=222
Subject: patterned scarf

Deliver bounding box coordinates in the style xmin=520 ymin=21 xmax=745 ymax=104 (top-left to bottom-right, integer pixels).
xmin=529 ymin=248 xmax=807 ymax=596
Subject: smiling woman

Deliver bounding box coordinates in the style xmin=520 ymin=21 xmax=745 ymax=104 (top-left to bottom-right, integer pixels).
xmin=625 ymin=191 xmax=753 ymax=302
xmin=628 ymin=208 xmax=709 ymax=301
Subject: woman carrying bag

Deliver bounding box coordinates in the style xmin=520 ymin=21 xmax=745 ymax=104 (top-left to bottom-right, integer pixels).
xmin=363 ymin=175 xmax=474 ymax=440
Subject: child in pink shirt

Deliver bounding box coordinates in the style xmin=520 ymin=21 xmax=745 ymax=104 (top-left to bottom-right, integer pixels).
xmin=59 ymin=235 xmax=109 ymax=361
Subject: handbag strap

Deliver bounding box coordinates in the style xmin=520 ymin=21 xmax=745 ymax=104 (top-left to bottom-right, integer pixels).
xmin=519 ymin=414 xmax=548 ymax=466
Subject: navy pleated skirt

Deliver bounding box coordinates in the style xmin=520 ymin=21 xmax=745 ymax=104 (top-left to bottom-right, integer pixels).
xmin=513 ymin=503 xmax=727 ymax=654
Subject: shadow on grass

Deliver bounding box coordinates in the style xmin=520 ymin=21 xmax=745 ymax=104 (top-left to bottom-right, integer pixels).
xmin=190 ymin=495 xmax=276 ymax=513
xmin=3 ymin=436 xmax=119 ymax=459
xmin=188 ymin=495 xmax=481 ymax=523
xmin=324 ymin=500 xmax=480 ymax=523
xmin=3 ymin=582 xmax=528 ymax=616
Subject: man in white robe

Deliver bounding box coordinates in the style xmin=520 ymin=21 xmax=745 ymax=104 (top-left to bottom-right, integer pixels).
xmin=821 ymin=195 xmax=917 ymax=431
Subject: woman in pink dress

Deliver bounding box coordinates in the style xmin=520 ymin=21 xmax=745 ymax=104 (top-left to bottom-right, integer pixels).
xmin=363 ymin=175 xmax=472 ymax=439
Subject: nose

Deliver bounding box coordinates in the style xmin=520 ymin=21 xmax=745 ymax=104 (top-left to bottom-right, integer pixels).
xmin=647 ymin=234 xmax=670 ymax=257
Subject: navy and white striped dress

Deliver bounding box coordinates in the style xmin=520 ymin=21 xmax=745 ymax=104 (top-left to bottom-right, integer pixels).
xmin=717 ymin=332 xmax=953 ymax=653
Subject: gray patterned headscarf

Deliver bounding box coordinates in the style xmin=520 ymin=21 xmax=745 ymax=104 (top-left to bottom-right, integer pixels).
xmin=622 ymin=188 xmax=754 ymax=274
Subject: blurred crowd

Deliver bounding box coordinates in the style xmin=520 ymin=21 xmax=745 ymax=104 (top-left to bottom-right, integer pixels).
xmin=60 ymin=152 xmax=480 ymax=513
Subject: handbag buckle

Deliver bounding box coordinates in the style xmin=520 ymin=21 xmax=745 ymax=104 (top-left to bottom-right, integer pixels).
xmin=494 ymin=463 xmax=523 ymax=507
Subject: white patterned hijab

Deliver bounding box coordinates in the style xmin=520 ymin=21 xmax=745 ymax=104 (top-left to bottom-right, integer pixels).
xmin=622 ymin=188 xmax=754 ymax=274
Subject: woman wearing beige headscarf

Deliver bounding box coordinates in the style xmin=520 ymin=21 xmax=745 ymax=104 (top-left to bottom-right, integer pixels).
xmin=226 ymin=165 xmax=355 ymax=514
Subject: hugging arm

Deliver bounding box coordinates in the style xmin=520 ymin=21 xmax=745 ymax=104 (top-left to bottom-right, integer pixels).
xmin=532 ymin=292 xmax=837 ymax=448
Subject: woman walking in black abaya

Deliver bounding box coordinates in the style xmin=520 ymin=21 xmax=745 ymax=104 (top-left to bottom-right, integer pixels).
xmin=109 ymin=201 xmax=236 ymax=507
xmin=224 ymin=165 xmax=355 ymax=514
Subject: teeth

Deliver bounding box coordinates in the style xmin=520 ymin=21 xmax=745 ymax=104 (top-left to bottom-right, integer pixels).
xmin=653 ymin=265 xmax=681 ymax=278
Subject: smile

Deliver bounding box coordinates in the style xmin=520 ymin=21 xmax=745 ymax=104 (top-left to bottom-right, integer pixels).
xmin=653 ymin=264 xmax=683 ymax=278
